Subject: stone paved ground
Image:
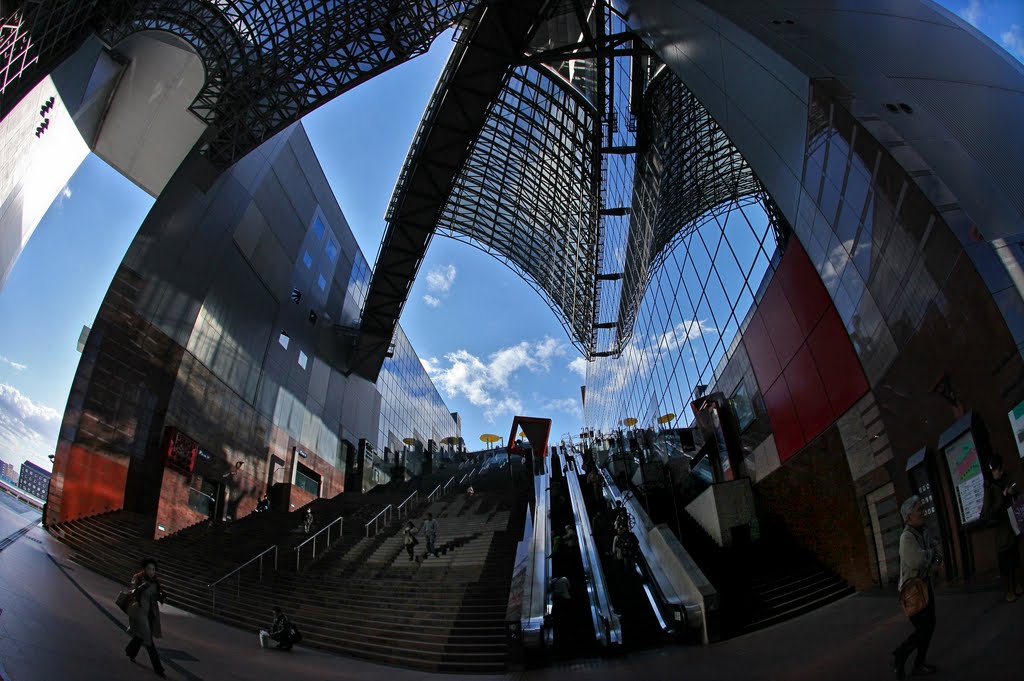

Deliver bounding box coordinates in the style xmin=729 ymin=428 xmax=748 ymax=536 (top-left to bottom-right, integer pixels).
xmin=0 ymin=522 xmax=1021 ymax=681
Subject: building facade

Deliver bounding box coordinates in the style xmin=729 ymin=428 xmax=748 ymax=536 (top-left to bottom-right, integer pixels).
xmin=0 ymin=458 xmax=17 ymax=484
xmin=0 ymin=0 xmax=1021 ymax=588
xmin=44 ymin=120 xmax=458 ymax=537
xmin=18 ymin=460 xmax=51 ymax=500
xmin=581 ymin=1 xmax=1024 ymax=588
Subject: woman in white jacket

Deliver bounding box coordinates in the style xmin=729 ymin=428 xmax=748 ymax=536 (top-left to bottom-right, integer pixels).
xmin=891 ymin=495 xmax=940 ymax=679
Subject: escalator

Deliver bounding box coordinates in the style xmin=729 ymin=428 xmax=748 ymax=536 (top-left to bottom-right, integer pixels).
xmin=601 ymin=441 xmax=853 ymax=638
xmin=548 ymin=450 xmax=608 ymax=656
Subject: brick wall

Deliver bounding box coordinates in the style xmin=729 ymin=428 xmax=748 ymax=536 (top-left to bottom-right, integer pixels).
xmin=755 ymin=426 xmax=875 ymax=591
xmin=154 ymin=468 xmax=208 ymax=538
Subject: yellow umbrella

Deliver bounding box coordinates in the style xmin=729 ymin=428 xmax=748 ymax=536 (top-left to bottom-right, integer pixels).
xmin=656 ymin=413 xmax=676 ymax=425
xmin=623 ymin=417 xmax=638 ymax=427
xmin=402 ymin=437 xmax=418 ymax=447
xmin=441 ymin=436 xmax=459 ymax=446
xmin=480 ymin=434 xmax=501 ymax=444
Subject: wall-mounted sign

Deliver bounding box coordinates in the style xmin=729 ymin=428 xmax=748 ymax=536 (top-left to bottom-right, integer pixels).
xmin=942 ymin=430 xmax=985 ymax=525
xmin=1008 ymin=399 xmax=1024 ymax=459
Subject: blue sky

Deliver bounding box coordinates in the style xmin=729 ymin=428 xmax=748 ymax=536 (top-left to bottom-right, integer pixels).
xmin=0 ymin=1 xmax=1021 ymax=475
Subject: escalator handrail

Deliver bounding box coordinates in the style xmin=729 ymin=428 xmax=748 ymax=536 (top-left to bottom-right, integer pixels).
xmin=563 ymin=452 xmax=622 ymax=648
xmin=599 ymin=467 xmax=699 ymax=627
xmin=521 ymin=453 xmax=552 ymax=647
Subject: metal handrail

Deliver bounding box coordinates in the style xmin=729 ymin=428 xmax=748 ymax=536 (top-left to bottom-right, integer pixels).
xmin=426 ymin=484 xmax=442 ymax=503
xmin=459 ymin=471 xmax=470 ymax=485
xmin=208 ymin=544 xmax=278 ymax=613
xmin=364 ymin=504 xmax=393 ymax=538
xmin=442 ymin=475 xmax=456 ymax=496
xmin=294 ymin=515 xmax=343 ymax=571
xmin=397 ymin=491 xmax=418 ymax=518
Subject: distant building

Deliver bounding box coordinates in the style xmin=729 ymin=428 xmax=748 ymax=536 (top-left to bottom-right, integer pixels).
xmin=0 ymin=458 xmax=16 ymax=484
xmin=18 ymin=460 xmax=51 ymax=500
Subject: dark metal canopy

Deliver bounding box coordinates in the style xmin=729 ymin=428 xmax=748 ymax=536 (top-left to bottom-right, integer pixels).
xmin=349 ymin=0 xmax=550 ymax=381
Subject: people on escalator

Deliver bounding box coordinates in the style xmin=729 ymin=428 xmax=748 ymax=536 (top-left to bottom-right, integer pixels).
xmin=561 ymin=524 xmax=578 ymax=551
xmin=550 ymin=575 xmax=572 ymax=649
xmin=587 ymin=468 xmax=603 ymax=503
xmin=591 ymin=511 xmax=612 ymax=557
xmin=613 ymin=525 xmax=639 ymax=577
xmin=613 ymin=501 xmax=630 ymax=533
xmin=255 ymin=494 xmax=271 ymax=513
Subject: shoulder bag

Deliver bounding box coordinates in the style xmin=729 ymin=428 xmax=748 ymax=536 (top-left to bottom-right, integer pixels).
xmin=899 ymin=577 xmax=929 ymax=617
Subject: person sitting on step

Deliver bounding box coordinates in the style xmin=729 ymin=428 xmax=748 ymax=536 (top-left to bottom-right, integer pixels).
xmin=259 ymin=606 xmax=302 ymax=651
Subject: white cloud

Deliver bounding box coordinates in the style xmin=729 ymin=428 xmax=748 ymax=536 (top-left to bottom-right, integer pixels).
xmin=54 ymin=184 xmax=72 ymax=208
xmin=425 ymin=264 xmax=457 ymax=293
xmin=423 ymin=337 xmax=567 ymax=422
xmin=423 ymin=294 xmax=441 ymax=308
xmin=960 ymin=0 xmax=983 ymax=27
xmin=1002 ymin=24 xmax=1024 ymax=58
xmin=541 ymin=396 xmax=582 ymax=418
xmin=0 ymin=383 xmax=61 ymax=470
xmin=0 ymin=355 xmax=27 ymax=371
xmin=568 ymin=356 xmax=588 ymax=379
xmin=652 ymin=319 xmax=717 ymax=352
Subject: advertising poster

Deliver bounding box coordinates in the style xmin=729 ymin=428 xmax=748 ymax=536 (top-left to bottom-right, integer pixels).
xmin=942 ymin=430 xmax=985 ymax=525
xmin=1008 ymin=399 xmax=1024 ymax=459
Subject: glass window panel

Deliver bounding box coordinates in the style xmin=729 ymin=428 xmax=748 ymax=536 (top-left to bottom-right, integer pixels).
xmin=723 ymin=207 xmax=762 ymax=272
xmin=715 ymin=242 xmax=746 ymax=304
xmin=825 ymin=133 xmax=850 ymax=186
xmin=303 ymin=251 xmax=313 ymax=269
xmin=312 ymin=216 xmax=326 ymax=240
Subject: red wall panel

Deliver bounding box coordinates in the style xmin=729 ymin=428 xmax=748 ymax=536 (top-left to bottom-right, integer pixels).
xmin=749 ymin=240 xmax=869 ymax=464
xmin=779 ymin=241 xmax=831 ymax=336
xmin=784 ymin=344 xmax=835 ymax=442
xmin=743 ymin=310 xmax=782 ymax=390
xmin=760 ymin=282 xmax=804 ymax=367
xmin=764 ymin=377 xmax=804 ymax=462
xmin=807 ymin=305 xmax=869 ymax=417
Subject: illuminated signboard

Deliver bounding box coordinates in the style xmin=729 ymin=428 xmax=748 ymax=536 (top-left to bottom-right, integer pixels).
xmin=941 ymin=430 xmax=985 ymax=525
xmin=1007 ymin=399 xmax=1024 ymax=459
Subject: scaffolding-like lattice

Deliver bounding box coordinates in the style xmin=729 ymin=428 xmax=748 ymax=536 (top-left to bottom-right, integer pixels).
xmin=1 ymin=0 xmax=474 ymax=171
xmin=432 ymin=63 xmax=601 ymax=354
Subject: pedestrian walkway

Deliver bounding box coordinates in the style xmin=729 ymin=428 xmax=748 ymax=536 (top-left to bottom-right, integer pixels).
xmin=0 ymin=522 xmax=1020 ymax=680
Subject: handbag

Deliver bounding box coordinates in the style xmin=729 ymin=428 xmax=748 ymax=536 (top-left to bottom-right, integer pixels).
xmin=115 ymin=590 xmax=134 ymax=613
xmin=899 ymin=577 xmax=929 ymax=617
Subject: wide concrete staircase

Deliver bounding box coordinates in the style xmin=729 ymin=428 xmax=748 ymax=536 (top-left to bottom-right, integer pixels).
xmin=205 ymin=482 xmax=522 ymax=672
xmin=47 ymin=466 xmax=525 ymax=672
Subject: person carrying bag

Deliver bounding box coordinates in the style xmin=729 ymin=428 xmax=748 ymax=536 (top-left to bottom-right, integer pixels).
xmin=891 ymin=496 xmax=941 ymax=679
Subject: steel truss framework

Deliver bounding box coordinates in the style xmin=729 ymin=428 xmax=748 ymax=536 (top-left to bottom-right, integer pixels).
xmin=1 ymin=0 xmax=473 ymax=171
xmin=355 ymin=0 xmax=625 ymax=379
xmin=614 ymin=70 xmax=766 ymax=350
xmin=432 ymin=62 xmax=601 ymax=355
